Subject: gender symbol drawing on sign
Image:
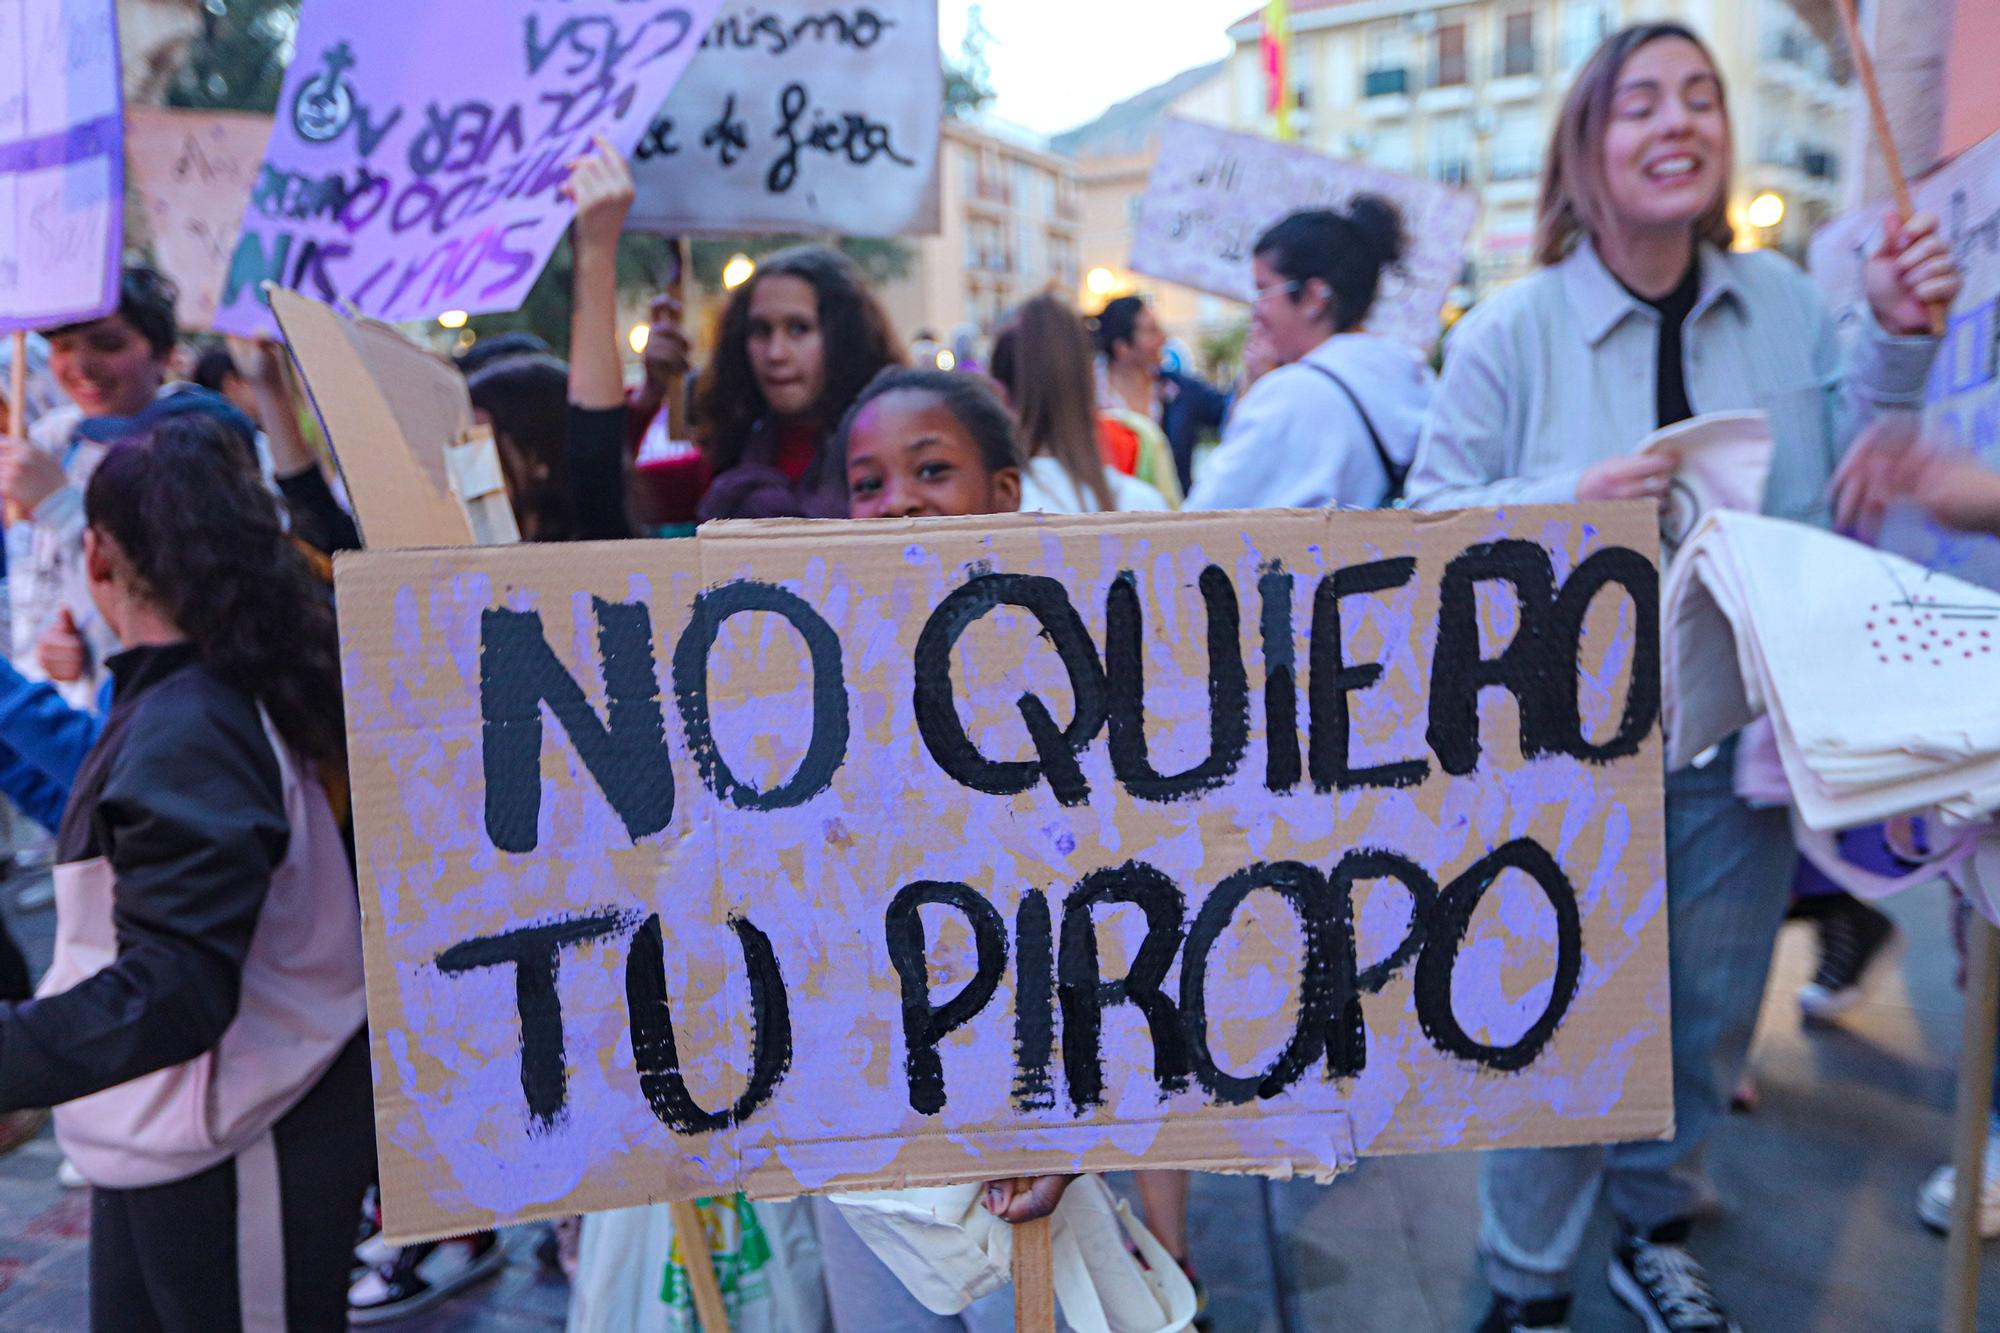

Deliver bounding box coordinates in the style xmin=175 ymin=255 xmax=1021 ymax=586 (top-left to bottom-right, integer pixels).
xmin=0 ymin=0 xmax=124 ymax=332
xmin=212 ymin=0 xmax=725 ymax=336
xmin=628 ymin=2 xmax=942 ymax=238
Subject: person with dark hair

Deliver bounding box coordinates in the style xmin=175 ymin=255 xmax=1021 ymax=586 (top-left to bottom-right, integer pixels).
xmin=1402 ymin=25 xmax=1959 ymax=1333
xmin=1095 ymin=294 xmax=1229 ymax=495
xmin=693 ymin=244 xmax=904 ymax=520
xmin=1183 ymin=197 xmax=1432 ymax=513
xmin=0 ymin=413 xmax=371 ymax=1331
xmin=840 ymin=367 xmax=1023 ymax=519
xmin=452 ymin=331 xmax=554 ymax=378
xmin=990 ymin=294 xmax=1167 ymax=514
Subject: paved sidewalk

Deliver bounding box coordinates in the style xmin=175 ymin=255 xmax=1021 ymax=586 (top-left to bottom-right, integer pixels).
xmin=3 ymin=871 xmax=1996 ymax=1330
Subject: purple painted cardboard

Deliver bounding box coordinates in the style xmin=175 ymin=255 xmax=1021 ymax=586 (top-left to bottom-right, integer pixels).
xmin=337 ymin=506 xmax=1670 ymax=1243
xmin=1129 ymin=118 xmax=1478 ymax=353
xmin=212 ymin=0 xmax=723 ymax=337
xmin=0 ymin=0 xmax=122 ymax=332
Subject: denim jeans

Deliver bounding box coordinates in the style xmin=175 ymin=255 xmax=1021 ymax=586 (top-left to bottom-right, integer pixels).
xmin=1479 ymin=742 xmax=1796 ymax=1299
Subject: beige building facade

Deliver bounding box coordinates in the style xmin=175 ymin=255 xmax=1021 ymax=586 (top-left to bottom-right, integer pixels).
xmin=878 ymin=120 xmax=1084 ymax=346
xmin=1215 ymin=0 xmax=1852 ymax=289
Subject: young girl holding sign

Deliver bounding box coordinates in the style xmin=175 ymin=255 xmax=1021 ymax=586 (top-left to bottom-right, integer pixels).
xmin=823 ymin=368 xmax=1194 ymax=1333
xmin=1405 ymin=23 xmax=1960 ymax=1333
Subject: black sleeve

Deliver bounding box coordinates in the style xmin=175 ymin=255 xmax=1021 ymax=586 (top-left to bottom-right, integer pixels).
xmin=277 ymin=466 xmax=363 ymax=555
xmin=0 ymin=685 xmax=288 ymax=1112
xmin=569 ymin=403 xmax=633 ymax=541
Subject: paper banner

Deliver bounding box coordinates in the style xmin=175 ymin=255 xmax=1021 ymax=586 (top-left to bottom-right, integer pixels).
xmin=213 ymin=0 xmax=725 ymax=337
xmin=126 ymin=108 xmax=272 ymax=332
xmin=1130 ymin=118 xmax=1478 ymax=353
xmin=0 ymin=0 xmax=122 ymax=331
xmin=629 ymin=2 xmax=941 ymax=237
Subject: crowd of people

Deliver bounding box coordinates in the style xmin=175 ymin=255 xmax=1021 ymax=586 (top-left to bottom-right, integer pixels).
xmin=0 ymin=19 xmax=1989 ymax=1333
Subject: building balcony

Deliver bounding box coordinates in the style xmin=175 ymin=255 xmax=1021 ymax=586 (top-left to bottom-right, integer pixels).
xmin=1489 ymin=154 xmax=1540 ymax=183
xmin=1489 ymin=73 xmax=1541 ymax=103
xmin=1432 ymin=159 xmax=1472 ymax=187
xmin=971 ymin=178 xmax=1012 ymax=209
xmin=1417 ymin=83 xmax=1474 ymax=112
xmin=1363 ymin=67 xmax=1409 ymax=99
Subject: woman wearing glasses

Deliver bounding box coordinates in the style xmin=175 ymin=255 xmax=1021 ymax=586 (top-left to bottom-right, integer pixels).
xmin=1182 ymin=197 xmax=1433 ymax=511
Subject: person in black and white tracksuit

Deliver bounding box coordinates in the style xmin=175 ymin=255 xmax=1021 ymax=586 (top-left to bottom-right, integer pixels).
xmin=1183 ymin=197 xmax=1433 ymax=513
xmin=0 ymin=412 xmax=371 ymax=1331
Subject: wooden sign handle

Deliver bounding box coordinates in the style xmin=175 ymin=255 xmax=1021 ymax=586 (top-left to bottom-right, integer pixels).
xmin=668 ymin=1199 xmax=732 ymax=1332
xmin=7 ymin=330 xmax=26 ymax=527
xmin=1834 ymin=0 xmax=1947 ymax=337
xmin=1013 ymin=1214 xmax=1057 ymax=1333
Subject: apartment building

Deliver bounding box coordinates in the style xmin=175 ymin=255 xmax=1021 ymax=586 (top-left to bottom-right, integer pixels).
xmin=1217 ymin=0 xmax=1853 ymax=289
xmin=878 ymin=119 xmax=1085 ymax=343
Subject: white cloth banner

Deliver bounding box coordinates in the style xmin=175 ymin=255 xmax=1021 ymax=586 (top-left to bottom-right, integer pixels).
xmin=1664 ymin=511 xmax=2000 ymax=830
xmin=0 ymin=0 xmax=122 ymax=331
xmin=1128 ymin=118 xmax=1478 ymax=353
xmin=627 ymin=3 xmax=941 ymax=237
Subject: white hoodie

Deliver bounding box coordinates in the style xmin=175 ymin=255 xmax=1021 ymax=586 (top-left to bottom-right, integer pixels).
xmin=1184 ymin=332 xmax=1434 ymax=512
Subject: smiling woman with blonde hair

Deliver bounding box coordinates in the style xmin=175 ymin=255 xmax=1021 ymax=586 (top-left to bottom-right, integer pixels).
xmin=1406 ymin=21 xmax=1961 ymax=1333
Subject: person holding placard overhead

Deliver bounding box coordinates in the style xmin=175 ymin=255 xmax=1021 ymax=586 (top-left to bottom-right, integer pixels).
xmin=1404 ymin=23 xmax=1960 ymax=1333
xmin=1181 ymin=198 xmax=1433 ymax=513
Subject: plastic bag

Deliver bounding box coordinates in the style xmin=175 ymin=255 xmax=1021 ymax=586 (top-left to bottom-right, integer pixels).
xmin=568 ymin=1195 xmax=831 ymax=1333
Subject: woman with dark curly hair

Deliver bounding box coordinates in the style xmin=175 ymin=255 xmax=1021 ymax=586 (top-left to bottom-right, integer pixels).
xmin=694 ymin=245 xmax=904 ymax=520
xmin=0 ymin=413 xmax=370 ymax=1331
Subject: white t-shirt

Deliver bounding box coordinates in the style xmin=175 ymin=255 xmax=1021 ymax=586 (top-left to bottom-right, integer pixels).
xmin=1017 ymin=455 xmax=1170 ymax=515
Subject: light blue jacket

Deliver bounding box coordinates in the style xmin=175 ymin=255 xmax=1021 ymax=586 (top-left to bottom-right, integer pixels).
xmin=1407 ymin=237 xmax=1939 ymax=522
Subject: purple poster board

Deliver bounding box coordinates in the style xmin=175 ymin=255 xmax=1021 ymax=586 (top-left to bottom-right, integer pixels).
xmin=213 ymin=0 xmax=723 ymax=337
xmin=0 ymin=0 xmax=123 ymax=332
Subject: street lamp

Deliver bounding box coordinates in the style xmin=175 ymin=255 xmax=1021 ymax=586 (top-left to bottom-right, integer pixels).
xmin=629 ymin=324 xmax=651 ymax=355
xmin=437 ymin=310 xmax=468 ymax=330
xmin=1086 ymin=267 xmax=1117 ymax=298
xmin=722 ymin=253 xmax=757 ymax=290
xmin=1747 ymin=191 xmax=1786 ymax=230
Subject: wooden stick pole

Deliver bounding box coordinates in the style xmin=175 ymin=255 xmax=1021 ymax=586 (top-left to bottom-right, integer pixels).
xmin=7 ymin=331 xmax=26 ymax=527
xmin=1833 ymin=0 xmax=1947 ymax=336
xmin=1943 ymin=917 xmax=2000 ymax=1333
xmin=1014 ymin=1215 xmax=1057 ymax=1333
xmin=669 ymin=1199 xmax=732 ymax=1332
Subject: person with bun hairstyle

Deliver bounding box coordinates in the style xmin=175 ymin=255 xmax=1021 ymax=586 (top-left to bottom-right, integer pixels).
xmin=694 ymin=245 xmax=904 ymax=520
xmin=1182 ymin=195 xmax=1432 ymax=512
xmin=0 ymin=413 xmax=370 ymax=1330
xmin=1404 ymin=24 xmax=1960 ymax=1333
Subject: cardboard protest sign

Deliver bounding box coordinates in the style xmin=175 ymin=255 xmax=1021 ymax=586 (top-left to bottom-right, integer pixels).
xmin=0 ymin=0 xmax=122 ymax=331
xmin=628 ymin=2 xmax=941 ymax=238
xmin=213 ymin=0 xmax=725 ymax=337
xmin=338 ymin=503 xmax=1670 ymax=1242
xmin=1810 ymin=127 xmax=2000 ymax=588
xmin=1130 ymin=118 xmax=1478 ymax=353
xmin=267 ymin=286 xmax=474 ymax=548
xmin=125 ymin=108 xmax=272 ymax=331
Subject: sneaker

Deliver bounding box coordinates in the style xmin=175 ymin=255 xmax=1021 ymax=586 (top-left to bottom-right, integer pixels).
xmin=1608 ymin=1227 xmax=1739 ymax=1333
xmin=1797 ymin=896 xmax=1897 ymax=1021
xmin=1917 ymin=1128 xmax=2000 ymax=1237
xmin=0 ymin=1107 xmax=46 ymax=1160
xmin=348 ymin=1233 xmax=506 ymax=1325
xmin=56 ymin=1157 xmax=86 ymax=1189
xmin=1474 ymin=1294 xmax=1572 ymax=1332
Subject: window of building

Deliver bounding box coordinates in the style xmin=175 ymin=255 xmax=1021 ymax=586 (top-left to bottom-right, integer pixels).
xmin=1492 ymin=104 xmax=1541 ymax=180
xmin=1429 ymin=113 xmax=1471 ymax=184
xmin=1364 ymin=25 xmax=1411 ymax=98
xmin=1432 ymin=22 xmax=1468 ymax=88
xmin=1563 ymin=0 xmax=1611 ymax=72
xmin=1501 ymin=10 xmax=1536 ymax=77
xmin=1373 ymin=124 xmax=1413 ymax=173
